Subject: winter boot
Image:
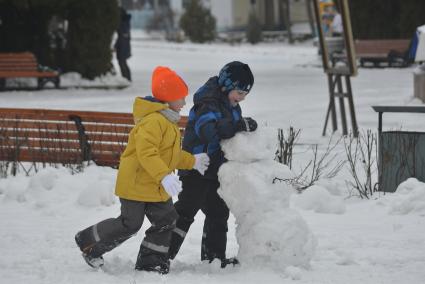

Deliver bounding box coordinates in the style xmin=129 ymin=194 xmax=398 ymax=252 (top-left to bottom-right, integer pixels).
xmin=135 ymin=260 xmax=170 ymax=274
xmin=220 ymin=257 xmax=240 ymax=268
xmin=135 ymin=246 xmax=170 ymax=274
xmin=81 ymin=253 xmax=105 ymax=269
xmin=202 ymin=250 xmax=239 ymax=269
xmin=75 ymin=230 xmax=104 ymax=268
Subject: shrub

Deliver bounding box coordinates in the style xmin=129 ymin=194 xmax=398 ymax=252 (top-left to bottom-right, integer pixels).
xmin=64 ymin=0 xmax=119 ymax=79
xmin=246 ymin=12 xmax=262 ymax=44
xmin=179 ymin=0 xmax=216 ymax=43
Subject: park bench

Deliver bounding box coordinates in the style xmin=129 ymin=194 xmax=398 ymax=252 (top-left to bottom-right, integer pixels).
xmin=331 ymin=39 xmax=411 ymax=68
xmin=355 ymin=39 xmax=411 ymax=67
xmin=0 ymin=108 xmax=188 ymax=169
xmin=0 ymin=52 xmax=60 ymax=90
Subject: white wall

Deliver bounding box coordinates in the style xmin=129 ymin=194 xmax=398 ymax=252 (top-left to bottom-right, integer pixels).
xmin=170 ymin=0 xmax=234 ymax=31
xmin=209 ymin=0 xmax=234 ymax=31
xmin=170 ymin=0 xmax=183 ymax=14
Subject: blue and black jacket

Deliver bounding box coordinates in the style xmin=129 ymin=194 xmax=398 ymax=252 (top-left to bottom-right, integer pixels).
xmin=179 ymin=76 xmax=243 ymax=180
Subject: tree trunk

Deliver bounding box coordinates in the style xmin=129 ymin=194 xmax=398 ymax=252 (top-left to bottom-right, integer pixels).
xmin=281 ymin=0 xmax=293 ymax=43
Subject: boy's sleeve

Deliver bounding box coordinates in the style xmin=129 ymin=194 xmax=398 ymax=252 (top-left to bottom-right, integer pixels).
xmin=134 ymin=119 xmax=170 ymax=183
xmin=194 ymin=103 xmax=238 ymax=143
xmin=176 ymin=150 xmax=195 ymax=170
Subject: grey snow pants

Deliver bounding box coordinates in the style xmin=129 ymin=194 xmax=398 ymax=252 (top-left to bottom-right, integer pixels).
xmin=76 ymin=198 xmax=177 ymax=268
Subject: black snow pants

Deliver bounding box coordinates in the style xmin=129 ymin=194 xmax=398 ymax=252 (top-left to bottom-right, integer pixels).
xmin=168 ymin=174 xmax=230 ymax=261
xmin=117 ymin=57 xmax=131 ymax=81
xmin=75 ymin=198 xmax=177 ymax=269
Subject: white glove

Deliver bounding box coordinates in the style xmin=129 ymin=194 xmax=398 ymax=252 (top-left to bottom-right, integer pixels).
xmin=193 ymin=153 xmax=210 ymax=175
xmin=161 ymin=174 xmax=182 ymax=196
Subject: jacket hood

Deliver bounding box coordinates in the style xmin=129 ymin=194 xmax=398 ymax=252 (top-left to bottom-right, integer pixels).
xmin=193 ymin=76 xmax=227 ymax=105
xmin=133 ymin=96 xmax=167 ymax=123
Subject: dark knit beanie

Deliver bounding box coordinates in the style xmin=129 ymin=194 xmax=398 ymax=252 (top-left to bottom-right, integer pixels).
xmin=218 ymin=61 xmax=254 ymax=93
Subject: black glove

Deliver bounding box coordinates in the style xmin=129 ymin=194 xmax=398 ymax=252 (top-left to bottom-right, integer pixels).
xmin=236 ymin=117 xmax=257 ymax=132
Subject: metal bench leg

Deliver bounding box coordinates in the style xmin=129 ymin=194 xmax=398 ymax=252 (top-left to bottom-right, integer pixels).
xmin=69 ymin=115 xmax=92 ymax=162
xmin=0 ymin=79 xmax=5 ymax=91
xmin=37 ymin=78 xmax=46 ymax=90
xmin=54 ymin=77 xmax=60 ymax=89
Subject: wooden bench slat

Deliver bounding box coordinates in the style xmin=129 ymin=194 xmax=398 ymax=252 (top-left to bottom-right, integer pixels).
xmin=0 ymin=56 xmax=36 ymax=61
xmin=1 ymin=130 xmax=81 ymax=141
xmin=0 ymin=120 xmax=134 ymax=134
xmin=83 ymin=124 xmax=133 ymax=134
xmin=0 ymin=120 xmax=77 ymax=131
xmin=0 ymin=71 xmax=58 ymax=78
xmin=0 ymin=67 xmax=40 ymax=72
xmin=0 ymin=149 xmax=85 ymax=164
xmin=0 ymin=62 xmax=38 ymax=67
xmin=0 ymin=149 xmax=122 ymax=167
xmin=0 ymin=139 xmax=81 ymax=150
xmin=0 ymin=52 xmax=35 ymax=57
xmin=0 ymin=141 xmax=125 ymax=154
xmin=0 ymin=108 xmax=133 ymax=123
xmin=0 ymin=123 xmax=78 ymax=134
xmin=0 ymin=129 xmax=130 ymax=143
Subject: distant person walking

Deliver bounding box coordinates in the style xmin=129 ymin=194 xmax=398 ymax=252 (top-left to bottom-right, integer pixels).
xmin=115 ymin=8 xmax=132 ymax=81
xmin=331 ymin=6 xmax=343 ymax=37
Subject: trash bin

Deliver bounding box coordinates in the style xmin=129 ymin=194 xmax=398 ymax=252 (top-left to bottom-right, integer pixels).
xmin=373 ymin=106 xmax=425 ymax=192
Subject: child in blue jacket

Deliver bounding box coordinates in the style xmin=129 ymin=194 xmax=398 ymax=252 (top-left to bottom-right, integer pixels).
xmin=168 ymin=61 xmax=257 ymax=267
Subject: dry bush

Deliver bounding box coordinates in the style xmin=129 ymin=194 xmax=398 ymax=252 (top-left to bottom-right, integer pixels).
xmin=274 ymin=129 xmax=345 ymax=192
xmin=343 ymin=130 xmax=378 ymax=199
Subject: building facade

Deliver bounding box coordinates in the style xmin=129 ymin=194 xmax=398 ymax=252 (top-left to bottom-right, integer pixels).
xmin=123 ymin=0 xmax=310 ymax=32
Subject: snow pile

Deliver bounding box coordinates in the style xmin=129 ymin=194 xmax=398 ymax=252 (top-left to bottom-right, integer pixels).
xmin=388 ymin=178 xmax=425 ymax=215
xmin=0 ymin=166 xmax=117 ymax=208
xmin=3 ymin=72 xmax=130 ymax=89
xmin=292 ymin=185 xmax=346 ymax=214
xmin=218 ymin=128 xmax=316 ymax=271
xmin=60 ymin=72 xmax=130 ymax=89
xmin=76 ymin=179 xmax=116 ymax=207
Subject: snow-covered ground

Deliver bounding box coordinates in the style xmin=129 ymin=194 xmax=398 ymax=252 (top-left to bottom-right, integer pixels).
xmin=1 ymin=34 xmax=425 ymax=283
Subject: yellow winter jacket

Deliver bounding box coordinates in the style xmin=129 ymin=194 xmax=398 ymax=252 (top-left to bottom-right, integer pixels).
xmin=115 ymin=97 xmax=195 ymax=202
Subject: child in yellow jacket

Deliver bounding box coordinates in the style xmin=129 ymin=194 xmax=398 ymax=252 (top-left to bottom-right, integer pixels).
xmin=75 ymin=66 xmax=210 ymax=274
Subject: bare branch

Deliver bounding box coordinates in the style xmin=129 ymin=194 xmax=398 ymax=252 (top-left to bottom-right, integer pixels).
xmin=275 ymin=134 xmax=345 ymax=192
xmin=343 ymin=130 xmax=378 ymax=199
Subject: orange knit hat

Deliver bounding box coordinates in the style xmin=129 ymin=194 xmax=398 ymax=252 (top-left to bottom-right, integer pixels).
xmin=151 ymin=66 xmax=188 ymax=102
